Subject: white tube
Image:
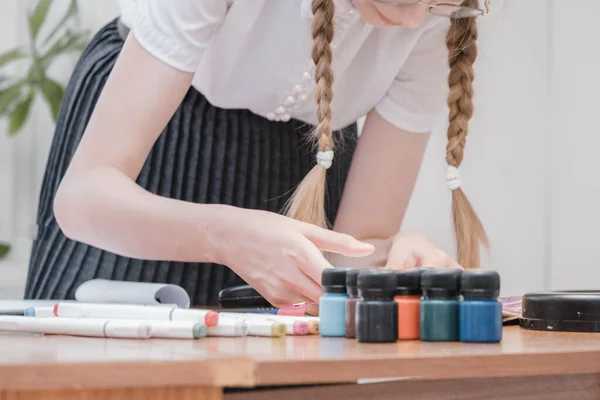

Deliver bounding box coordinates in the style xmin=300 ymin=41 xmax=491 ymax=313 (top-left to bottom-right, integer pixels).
xmin=219 ymin=313 xmax=307 ymax=336
xmin=148 ymin=321 xmax=206 ymax=339
xmin=24 ymin=306 xmax=56 ymax=318
xmin=0 ymin=316 xmax=152 ymax=339
xmin=170 ymin=309 xmax=219 ymax=326
xmin=207 ymin=320 xmax=248 ymax=337
xmin=54 ymin=303 xmax=174 ymax=320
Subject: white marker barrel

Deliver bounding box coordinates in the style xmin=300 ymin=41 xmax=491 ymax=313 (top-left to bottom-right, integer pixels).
xmin=104 ymin=320 xmax=153 ymax=338
xmin=24 ymin=306 xmax=56 ymax=318
xmin=207 ymin=320 xmax=248 ymax=337
xmin=0 ymin=316 xmax=152 ymax=339
xmin=149 ymin=321 xmax=206 ymax=339
xmin=170 ymin=309 xmax=219 ymax=326
xmin=218 ymin=313 xmax=310 ymax=336
xmin=245 ymin=320 xmax=286 ymax=337
xmin=54 ymin=303 xmax=173 ymax=320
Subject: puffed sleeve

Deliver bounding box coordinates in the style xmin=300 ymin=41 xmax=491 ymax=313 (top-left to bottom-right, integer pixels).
xmin=132 ymin=0 xmax=228 ymax=73
xmin=375 ymin=20 xmax=451 ymax=133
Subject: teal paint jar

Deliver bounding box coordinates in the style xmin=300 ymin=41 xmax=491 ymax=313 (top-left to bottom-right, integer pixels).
xmin=420 ymin=269 xmax=461 ymax=342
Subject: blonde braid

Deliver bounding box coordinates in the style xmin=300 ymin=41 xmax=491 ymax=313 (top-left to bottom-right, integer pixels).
xmin=284 ymin=0 xmax=336 ymax=228
xmin=446 ymin=0 xmax=488 ymax=268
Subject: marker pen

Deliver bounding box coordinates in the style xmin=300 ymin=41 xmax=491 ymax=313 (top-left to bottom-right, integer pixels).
xmin=218 ymin=313 xmax=311 ymax=336
xmin=218 ymin=314 xmax=286 ymax=337
xmin=307 ymin=319 xmax=319 ymax=335
xmin=0 ymin=316 xmax=152 ymax=339
xmin=207 ymin=320 xmax=249 ymax=337
xmin=24 ymin=306 xmax=56 ymax=318
xmin=148 ymin=321 xmax=207 ymax=340
xmin=53 ymin=303 xmax=219 ymax=327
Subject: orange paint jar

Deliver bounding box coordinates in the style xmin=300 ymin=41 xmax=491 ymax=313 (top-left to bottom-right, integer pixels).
xmin=394 ymin=270 xmax=423 ymax=340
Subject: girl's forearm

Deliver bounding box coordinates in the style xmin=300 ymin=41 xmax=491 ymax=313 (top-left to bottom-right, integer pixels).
xmin=54 ymin=167 xmax=231 ymax=263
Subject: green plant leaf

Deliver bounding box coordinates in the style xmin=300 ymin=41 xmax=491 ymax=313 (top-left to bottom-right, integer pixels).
xmin=40 ymin=31 xmax=87 ymax=67
xmin=28 ymin=0 xmax=54 ymax=42
xmin=8 ymin=92 xmax=34 ymax=135
xmin=0 ymin=243 xmax=10 ymax=259
xmin=39 ymin=77 xmax=63 ymax=120
xmin=43 ymin=0 xmax=78 ymax=45
xmin=0 ymin=48 xmax=26 ymax=69
xmin=0 ymin=82 xmax=24 ymax=117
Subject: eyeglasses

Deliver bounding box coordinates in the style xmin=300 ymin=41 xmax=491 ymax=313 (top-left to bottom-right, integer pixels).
xmin=371 ymin=0 xmax=490 ymax=19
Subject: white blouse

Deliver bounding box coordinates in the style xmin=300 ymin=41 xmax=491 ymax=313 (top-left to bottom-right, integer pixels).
xmin=118 ymin=0 xmax=451 ymax=133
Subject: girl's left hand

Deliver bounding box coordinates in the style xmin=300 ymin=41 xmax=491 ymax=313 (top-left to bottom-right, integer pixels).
xmin=385 ymin=231 xmax=462 ymax=270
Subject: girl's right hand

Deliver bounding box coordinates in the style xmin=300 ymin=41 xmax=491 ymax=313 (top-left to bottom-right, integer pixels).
xmin=214 ymin=207 xmax=375 ymax=307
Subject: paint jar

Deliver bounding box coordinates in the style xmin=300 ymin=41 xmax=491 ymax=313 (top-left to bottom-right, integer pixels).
xmin=459 ymin=270 xmax=502 ymax=343
xmin=420 ymin=269 xmax=461 ymax=342
xmin=319 ymin=268 xmax=350 ymax=337
xmin=394 ymin=269 xmax=422 ymax=340
xmin=345 ymin=269 xmax=361 ymax=339
xmin=356 ymin=270 xmax=398 ymax=343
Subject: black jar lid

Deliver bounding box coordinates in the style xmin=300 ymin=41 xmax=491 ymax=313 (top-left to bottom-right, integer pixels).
xmin=421 ymin=269 xmax=461 ymax=298
xmin=322 ymin=268 xmax=350 ymax=294
xmin=520 ymin=291 xmax=600 ymax=332
xmin=395 ymin=269 xmax=422 ymax=296
xmin=346 ymin=269 xmax=362 ymax=296
xmin=460 ymin=270 xmax=500 ymax=299
xmin=357 ymin=269 xmax=397 ymax=297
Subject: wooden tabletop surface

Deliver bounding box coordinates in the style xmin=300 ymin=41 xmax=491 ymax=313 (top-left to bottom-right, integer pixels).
xmin=2 ymin=327 xmax=600 ymax=391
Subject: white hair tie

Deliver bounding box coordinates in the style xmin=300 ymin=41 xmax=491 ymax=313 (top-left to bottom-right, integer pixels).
xmin=446 ymin=165 xmax=462 ymax=191
xmin=317 ymin=150 xmax=334 ymax=170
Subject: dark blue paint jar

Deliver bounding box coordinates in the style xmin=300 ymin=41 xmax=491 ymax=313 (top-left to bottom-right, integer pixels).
xmin=459 ymin=270 xmax=502 ymax=343
xmin=420 ymin=269 xmax=461 ymax=342
xmin=356 ymin=270 xmax=398 ymax=343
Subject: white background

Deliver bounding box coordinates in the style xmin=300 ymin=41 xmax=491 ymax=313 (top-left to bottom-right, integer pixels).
xmin=0 ymin=0 xmax=595 ymax=299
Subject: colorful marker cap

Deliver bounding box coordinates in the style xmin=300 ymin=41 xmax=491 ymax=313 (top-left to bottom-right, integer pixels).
xmin=308 ymin=320 xmax=319 ymax=335
xmin=394 ymin=269 xmax=422 ymax=296
xmin=357 ymin=270 xmax=397 ymax=298
xmin=293 ymin=321 xmax=309 ymax=335
xmin=346 ymin=269 xmax=362 ymax=297
xmin=460 ymin=270 xmax=500 ymax=299
xmin=193 ymin=324 xmax=208 ymax=339
xmin=205 ymin=311 xmax=219 ymax=327
xmin=421 ymin=269 xmax=462 ymax=298
xmin=271 ymin=322 xmax=287 ymax=337
xmin=322 ymin=268 xmax=350 ymax=294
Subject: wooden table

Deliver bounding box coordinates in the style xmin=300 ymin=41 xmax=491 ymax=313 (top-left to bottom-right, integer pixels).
xmin=1 ymin=326 xmax=600 ymax=400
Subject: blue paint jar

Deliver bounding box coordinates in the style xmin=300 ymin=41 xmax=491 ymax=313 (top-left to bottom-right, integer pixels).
xmin=420 ymin=269 xmax=461 ymax=342
xmin=459 ymin=270 xmax=502 ymax=343
xmin=319 ymin=268 xmax=350 ymax=337
xmin=356 ymin=270 xmax=398 ymax=343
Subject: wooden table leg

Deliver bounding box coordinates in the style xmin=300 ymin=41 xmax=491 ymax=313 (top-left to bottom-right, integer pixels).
xmin=1 ymin=386 xmax=222 ymax=400
xmin=225 ymin=373 xmax=600 ymax=400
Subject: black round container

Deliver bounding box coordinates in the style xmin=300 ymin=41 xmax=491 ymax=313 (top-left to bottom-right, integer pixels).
xmin=321 ymin=268 xmax=350 ymax=294
xmin=520 ymin=291 xmax=600 ymax=332
xmin=356 ymin=270 xmax=398 ymax=343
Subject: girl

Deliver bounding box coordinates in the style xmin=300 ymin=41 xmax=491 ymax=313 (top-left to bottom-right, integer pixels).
xmin=24 ymin=0 xmax=489 ymax=307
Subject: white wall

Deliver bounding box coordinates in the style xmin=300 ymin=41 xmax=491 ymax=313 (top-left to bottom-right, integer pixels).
xmin=550 ymin=2 xmax=600 ymax=290
xmin=0 ymin=0 xmax=594 ymax=299
xmin=0 ymin=0 xmax=121 ymax=298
